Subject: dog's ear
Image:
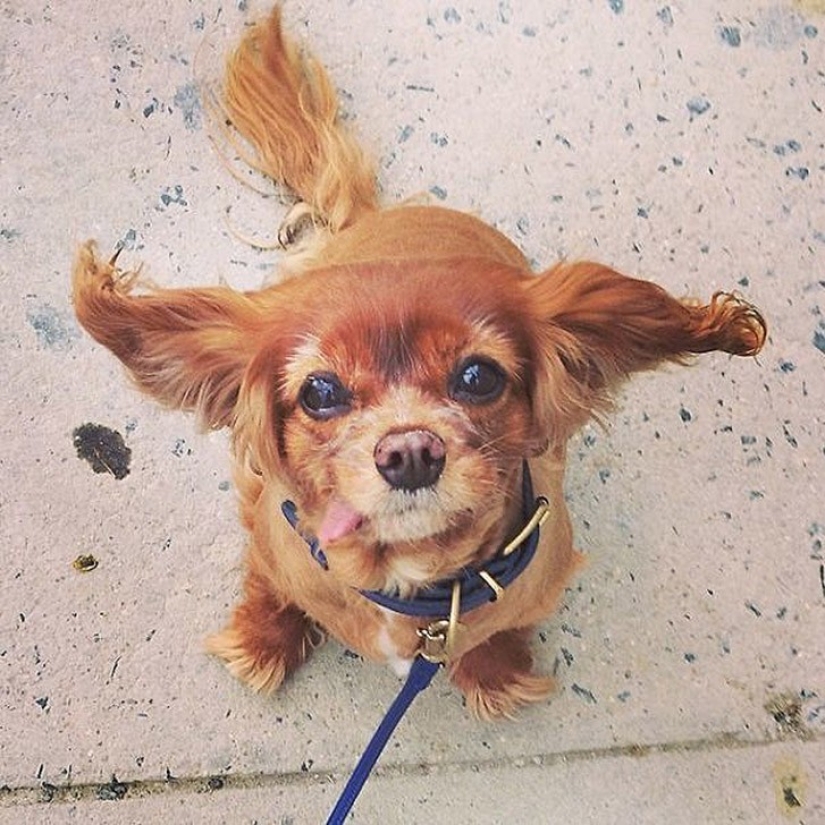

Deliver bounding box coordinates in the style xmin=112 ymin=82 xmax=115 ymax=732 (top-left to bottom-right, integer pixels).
xmin=523 ymin=261 xmax=766 ymax=446
xmin=72 ymin=242 xmax=261 ymax=429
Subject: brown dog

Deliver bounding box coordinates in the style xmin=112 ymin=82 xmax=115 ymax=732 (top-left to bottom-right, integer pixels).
xmin=72 ymin=8 xmax=766 ymax=718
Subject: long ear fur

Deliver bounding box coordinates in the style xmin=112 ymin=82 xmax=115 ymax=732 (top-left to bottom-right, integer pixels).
xmin=72 ymin=242 xmax=261 ymax=429
xmin=525 ymin=261 xmax=767 ymax=443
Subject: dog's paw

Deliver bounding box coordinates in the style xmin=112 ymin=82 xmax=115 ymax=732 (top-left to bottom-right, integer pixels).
xmin=206 ymin=627 xmax=289 ymax=694
xmin=455 ymin=669 xmax=555 ymax=720
xmin=205 ymin=600 xmax=323 ymax=694
xmin=449 ymin=628 xmax=554 ymax=720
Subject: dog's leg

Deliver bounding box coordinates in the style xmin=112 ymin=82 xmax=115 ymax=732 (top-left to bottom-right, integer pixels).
xmin=449 ymin=628 xmax=554 ymax=720
xmin=206 ymin=563 xmax=322 ymax=694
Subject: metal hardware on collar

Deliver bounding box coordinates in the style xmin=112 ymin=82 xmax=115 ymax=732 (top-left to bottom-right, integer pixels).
xmin=417 ymin=580 xmax=462 ymax=664
xmin=417 ymin=620 xmax=451 ymax=663
xmin=501 ymin=495 xmax=550 ymax=557
xmin=478 ymin=570 xmax=505 ymax=600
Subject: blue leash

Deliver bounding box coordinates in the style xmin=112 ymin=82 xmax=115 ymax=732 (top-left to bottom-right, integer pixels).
xmin=325 ymin=656 xmax=441 ymax=824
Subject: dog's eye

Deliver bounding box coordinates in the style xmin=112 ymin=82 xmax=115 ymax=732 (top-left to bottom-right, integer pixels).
xmin=449 ymin=358 xmax=506 ymax=404
xmin=299 ymin=373 xmax=352 ymax=419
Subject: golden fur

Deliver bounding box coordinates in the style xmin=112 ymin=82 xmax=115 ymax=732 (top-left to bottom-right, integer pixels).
xmin=72 ymin=8 xmax=766 ymax=719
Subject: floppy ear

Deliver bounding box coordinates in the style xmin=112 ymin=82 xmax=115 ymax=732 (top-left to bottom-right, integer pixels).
xmin=524 ymin=261 xmax=766 ymax=444
xmin=72 ymin=242 xmax=262 ymax=429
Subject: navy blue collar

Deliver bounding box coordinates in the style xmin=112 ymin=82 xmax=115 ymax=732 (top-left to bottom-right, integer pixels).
xmin=281 ymin=461 xmax=547 ymax=619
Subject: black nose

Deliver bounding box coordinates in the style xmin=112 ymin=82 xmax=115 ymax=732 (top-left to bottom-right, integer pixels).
xmin=374 ymin=430 xmax=446 ymax=491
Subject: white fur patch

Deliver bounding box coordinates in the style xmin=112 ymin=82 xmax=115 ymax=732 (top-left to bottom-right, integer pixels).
xmin=377 ymin=621 xmax=413 ymax=678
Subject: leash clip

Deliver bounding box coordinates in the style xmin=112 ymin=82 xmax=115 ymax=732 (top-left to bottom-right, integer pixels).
xmin=417 ymin=580 xmax=462 ymax=664
xmin=417 ymin=620 xmax=452 ymax=664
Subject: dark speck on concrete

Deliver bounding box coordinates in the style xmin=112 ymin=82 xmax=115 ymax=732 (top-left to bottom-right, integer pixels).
xmin=143 ymin=97 xmax=160 ymax=118
xmin=679 ymin=406 xmax=693 ymax=423
xmin=657 ymin=7 xmax=674 ymax=27
xmin=813 ymin=326 xmax=825 ymax=354
xmin=73 ymin=423 xmax=132 ymax=480
xmin=159 ymin=184 xmax=187 ymax=208
xmin=687 ymin=97 xmax=711 ymax=119
xmin=26 ymin=302 xmax=79 ymax=351
xmin=174 ymin=82 xmax=202 ymax=131
xmin=398 ymin=124 xmax=414 ymax=143
xmin=119 ymin=228 xmax=141 ymax=251
xmin=97 ymin=776 xmax=128 ymax=801
xmin=572 ymin=683 xmax=598 ymax=704
xmin=785 ymin=167 xmax=809 ymax=180
xmin=719 ymin=26 xmax=742 ymax=47
xmin=429 ymin=185 xmax=448 ymax=200
xmin=773 ymin=139 xmax=801 ymax=156
xmin=608 ymin=0 xmax=624 ymax=13
xmin=172 ymin=438 xmax=193 ymax=458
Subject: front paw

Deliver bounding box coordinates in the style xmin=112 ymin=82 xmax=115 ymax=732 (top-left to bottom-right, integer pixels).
xmin=449 ymin=628 xmax=554 ymax=719
xmin=206 ymin=599 xmax=323 ymax=694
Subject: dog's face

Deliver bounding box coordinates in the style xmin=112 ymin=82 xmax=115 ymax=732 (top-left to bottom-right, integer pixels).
xmin=244 ymin=259 xmax=546 ymax=593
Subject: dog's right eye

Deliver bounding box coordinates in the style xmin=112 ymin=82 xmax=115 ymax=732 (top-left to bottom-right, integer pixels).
xmin=299 ymin=373 xmax=352 ymax=419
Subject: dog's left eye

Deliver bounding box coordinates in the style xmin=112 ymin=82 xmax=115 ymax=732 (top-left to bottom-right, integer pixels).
xmin=299 ymin=373 xmax=352 ymax=419
xmin=449 ymin=357 xmax=506 ymax=404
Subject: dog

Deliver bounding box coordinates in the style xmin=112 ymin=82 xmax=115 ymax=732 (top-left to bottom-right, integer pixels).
xmin=72 ymin=7 xmax=766 ymax=719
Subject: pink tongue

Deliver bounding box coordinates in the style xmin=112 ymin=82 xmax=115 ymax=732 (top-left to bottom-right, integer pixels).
xmin=317 ymin=499 xmax=364 ymax=544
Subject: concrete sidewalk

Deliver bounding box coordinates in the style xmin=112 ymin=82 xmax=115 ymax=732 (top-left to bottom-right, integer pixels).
xmin=1 ymin=1 xmax=823 ymax=822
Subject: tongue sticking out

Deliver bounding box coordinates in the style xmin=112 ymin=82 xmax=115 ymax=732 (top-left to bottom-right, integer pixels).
xmin=317 ymin=499 xmax=364 ymax=544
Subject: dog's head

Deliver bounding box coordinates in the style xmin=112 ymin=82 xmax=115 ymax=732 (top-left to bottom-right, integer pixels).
xmin=241 ymin=258 xmax=550 ymax=593
xmin=72 ymin=243 xmax=765 ymax=593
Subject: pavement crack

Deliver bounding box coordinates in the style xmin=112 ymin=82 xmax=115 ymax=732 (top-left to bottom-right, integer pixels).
xmin=1 ymin=729 xmax=821 ymax=809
